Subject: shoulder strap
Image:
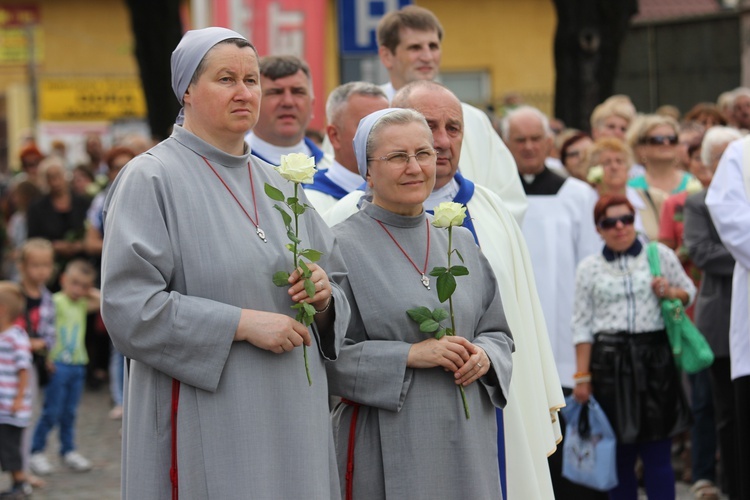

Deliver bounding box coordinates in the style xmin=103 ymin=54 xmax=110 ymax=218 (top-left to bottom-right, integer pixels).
xmin=646 ymin=242 xmax=662 ymax=277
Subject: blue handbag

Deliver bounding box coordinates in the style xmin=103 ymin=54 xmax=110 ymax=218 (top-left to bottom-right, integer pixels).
xmin=561 ymin=395 xmax=618 ymax=491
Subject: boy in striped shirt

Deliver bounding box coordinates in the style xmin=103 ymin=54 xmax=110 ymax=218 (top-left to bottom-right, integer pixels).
xmin=0 ymin=282 xmax=31 ymax=498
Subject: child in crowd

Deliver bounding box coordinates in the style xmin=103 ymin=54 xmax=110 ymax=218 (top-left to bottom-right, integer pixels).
xmin=0 ymin=282 xmax=32 ymax=498
xmin=14 ymin=238 xmax=56 ymax=490
xmin=29 ymin=260 xmax=99 ymax=475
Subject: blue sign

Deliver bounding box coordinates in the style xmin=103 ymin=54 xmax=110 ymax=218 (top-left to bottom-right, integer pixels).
xmin=338 ymin=0 xmax=412 ymax=55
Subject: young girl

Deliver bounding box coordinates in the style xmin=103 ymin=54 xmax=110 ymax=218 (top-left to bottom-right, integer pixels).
xmin=14 ymin=238 xmax=56 ymax=489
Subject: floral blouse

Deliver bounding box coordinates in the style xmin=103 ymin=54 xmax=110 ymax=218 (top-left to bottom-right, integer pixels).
xmin=571 ymin=240 xmax=696 ymax=345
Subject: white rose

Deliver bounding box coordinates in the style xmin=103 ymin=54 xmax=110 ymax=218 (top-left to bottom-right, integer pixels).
xmin=432 ymin=202 xmax=467 ymax=228
xmin=276 ymin=153 xmax=317 ymax=184
xmin=685 ymin=177 xmax=703 ymax=194
xmin=587 ymin=165 xmax=604 ymax=185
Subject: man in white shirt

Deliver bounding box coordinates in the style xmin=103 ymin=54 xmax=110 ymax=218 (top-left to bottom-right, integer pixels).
xmin=304 ymin=82 xmax=388 ymax=212
xmin=246 ymin=55 xmax=330 ymax=170
xmin=375 ymin=5 xmax=527 ymax=224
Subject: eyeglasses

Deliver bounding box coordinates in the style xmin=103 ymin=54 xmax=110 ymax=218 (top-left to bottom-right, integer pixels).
xmin=641 ymin=135 xmax=678 ymax=146
xmin=598 ymin=213 xmax=635 ymax=229
xmin=367 ymin=149 xmax=437 ymax=166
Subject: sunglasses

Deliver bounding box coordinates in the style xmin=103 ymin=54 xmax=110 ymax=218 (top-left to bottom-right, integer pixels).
xmin=598 ymin=213 xmax=635 ymax=229
xmin=641 ymin=135 xmax=678 ymax=146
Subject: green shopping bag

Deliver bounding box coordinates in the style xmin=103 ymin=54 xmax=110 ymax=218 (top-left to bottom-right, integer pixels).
xmin=646 ymin=243 xmax=714 ymax=373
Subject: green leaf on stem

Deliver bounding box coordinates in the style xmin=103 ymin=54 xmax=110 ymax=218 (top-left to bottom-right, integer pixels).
xmin=264 ymin=183 xmax=285 ymax=201
xmin=419 ymin=319 xmax=440 ymax=333
xmin=454 ymin=249 xmax=464 ymax=263
xmin=272 ymin=271 xmax=290 ymax=287
xmin=304 ymin=278 xmax=316 ymax=298
xmin=298 ymin=260 xmax=311 ymax=276
xmin=450 ymin=265 xmax=469 ymax=277
xmin=444 ymin=327 xmax=454 ymax=336
xmin=431 ymin=308 xmax=449 ymax=322
xmin=406 ymin=306 xmax=432 ymax=323
xmin=287 ymin=197 xmax=299 ymax=205
xmin=286 ymin=243 xmax=294 ymax=252
xmin=290 ymin=203 xmax=306 ymax=215
xmin=429 ymin=267 xmax=448 ymax=277
xmin=436 ymin=273 xmax=456 ymax=303
xmin=287 ymin=230 xmax=301 ymax=245
xmin=302 ymin=302 xmax=316 ymax=317
xmin=273 ymin=204 xmax=292 ymax=227
xmin=435 ymin=328 xmax=447 ymax=340
xmin=300 ymin=249 xmax=323 ymax=262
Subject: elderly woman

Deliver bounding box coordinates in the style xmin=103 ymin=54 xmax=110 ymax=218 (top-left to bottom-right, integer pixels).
xmin=627 ymin=114 xmax=695 ymax=194
xmin=571 ymin=194 xmax=694 ymax=500
xmin=326 ymin=108 xmax=514 ymax=499
xmin=101 ymin=28 xmax=350 ymax=499
xmin=586 ymin=137 xmax=657 ymax=240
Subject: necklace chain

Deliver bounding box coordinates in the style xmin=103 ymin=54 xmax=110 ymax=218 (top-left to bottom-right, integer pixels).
xmin=201 ymin=156 xmax=267 ymax=242
xmin=376 ymin=219 xmax=431 ymax=289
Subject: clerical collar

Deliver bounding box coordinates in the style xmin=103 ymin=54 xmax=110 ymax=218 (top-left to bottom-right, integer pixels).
xmin=326 ymin=160 xmax=364 ymax=193
xmin=424 ymin=178 xmax=460 ymax=212
xmin=602 ymin=239 xmax=643 ymax=262
xmin=519 ymin=166 xmax=567 ymax=196
xmin=246 ymin=134 xmax=311 ymax=165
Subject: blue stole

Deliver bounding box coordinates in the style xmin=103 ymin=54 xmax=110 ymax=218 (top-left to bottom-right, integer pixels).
xmin=426 ymin=172 xmax=507 ymax=499
xmin=251 ymin=137 xmax=325 ymax=166
xmin=305 ymin=168 xmax=350 ymax=200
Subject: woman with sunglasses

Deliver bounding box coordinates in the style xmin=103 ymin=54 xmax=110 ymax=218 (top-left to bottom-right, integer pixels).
xmin=627 ymin=114 xmax=696 ymax=194
xmin=571 ymin=194 xmax=694 ymax=500
xmin=326 ymin=108 xmax=514 ymax=499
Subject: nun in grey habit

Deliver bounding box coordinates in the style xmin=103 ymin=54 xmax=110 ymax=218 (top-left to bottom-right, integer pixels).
xmin=101 ymin=28 xmax=350 ymax=499
xmin=326 ymin=108 xmax=514 ymax=499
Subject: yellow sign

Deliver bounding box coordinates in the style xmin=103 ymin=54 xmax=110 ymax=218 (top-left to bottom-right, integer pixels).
xmin=39 ymin=77 xmax=147 ymax=121
xmin=0 ymin=27 xmax=43 ymax=64
xmin=0 ymin=5 xmax=43 ymax=64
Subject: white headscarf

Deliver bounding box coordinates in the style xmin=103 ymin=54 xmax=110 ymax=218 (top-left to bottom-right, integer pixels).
xmin=352 ymin=108 xmax=401 ymax=179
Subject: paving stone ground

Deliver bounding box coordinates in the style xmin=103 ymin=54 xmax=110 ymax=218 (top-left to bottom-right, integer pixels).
xmin=0 ymin=386 xmax=724 ymax=499
xmin=0 ymin=387 xmax=121 ymax=499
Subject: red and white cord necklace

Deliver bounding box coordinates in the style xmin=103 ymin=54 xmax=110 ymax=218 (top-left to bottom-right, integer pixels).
xmin=201 ymin=156 xmax=268 ymax=243
xmin=376 ymin=219 xmax=431 ymax=289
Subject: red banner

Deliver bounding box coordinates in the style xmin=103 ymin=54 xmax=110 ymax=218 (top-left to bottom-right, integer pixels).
xmin=210 ymin=0 xmax=327 ymax=130
xmin=0 ymin=5 xmax=40 ymax=28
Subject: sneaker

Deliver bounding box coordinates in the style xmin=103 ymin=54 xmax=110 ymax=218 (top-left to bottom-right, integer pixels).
xmin=108 ymin=405 xmax=123 ymax=420
xmin=29 ymin=452 xmax=54 ymax=475
xmin=62 ymin=451 xmax=92 ymax=472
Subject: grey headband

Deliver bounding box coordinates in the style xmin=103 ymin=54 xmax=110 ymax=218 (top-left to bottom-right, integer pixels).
xmin=171 ymin=27 xmax=247 ymax=124
xmin=353 ymin=108 xmax=401 ymax=179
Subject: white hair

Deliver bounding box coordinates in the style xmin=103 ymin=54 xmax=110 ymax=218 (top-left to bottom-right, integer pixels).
xmin=500 ymin=105 xmax=553 ymax=139
xmin=700 ymin=126 xmax=742 ymax=166
xmin=325 ymin=81 xmax=388 ymax=125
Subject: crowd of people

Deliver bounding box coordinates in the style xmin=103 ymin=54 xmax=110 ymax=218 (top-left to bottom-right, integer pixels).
xmin=0 ymin=4 xmax=748 ymax=500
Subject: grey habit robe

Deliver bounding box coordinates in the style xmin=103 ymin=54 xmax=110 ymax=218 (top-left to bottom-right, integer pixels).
xmin=101 ymin=126 xmax=351 ymax=499
xmin=326 ymin=202 xmax=514 ymax=500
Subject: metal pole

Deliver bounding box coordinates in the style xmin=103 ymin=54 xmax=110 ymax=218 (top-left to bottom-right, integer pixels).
xmin=26 ymin=22 xmax=38 ymax=127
